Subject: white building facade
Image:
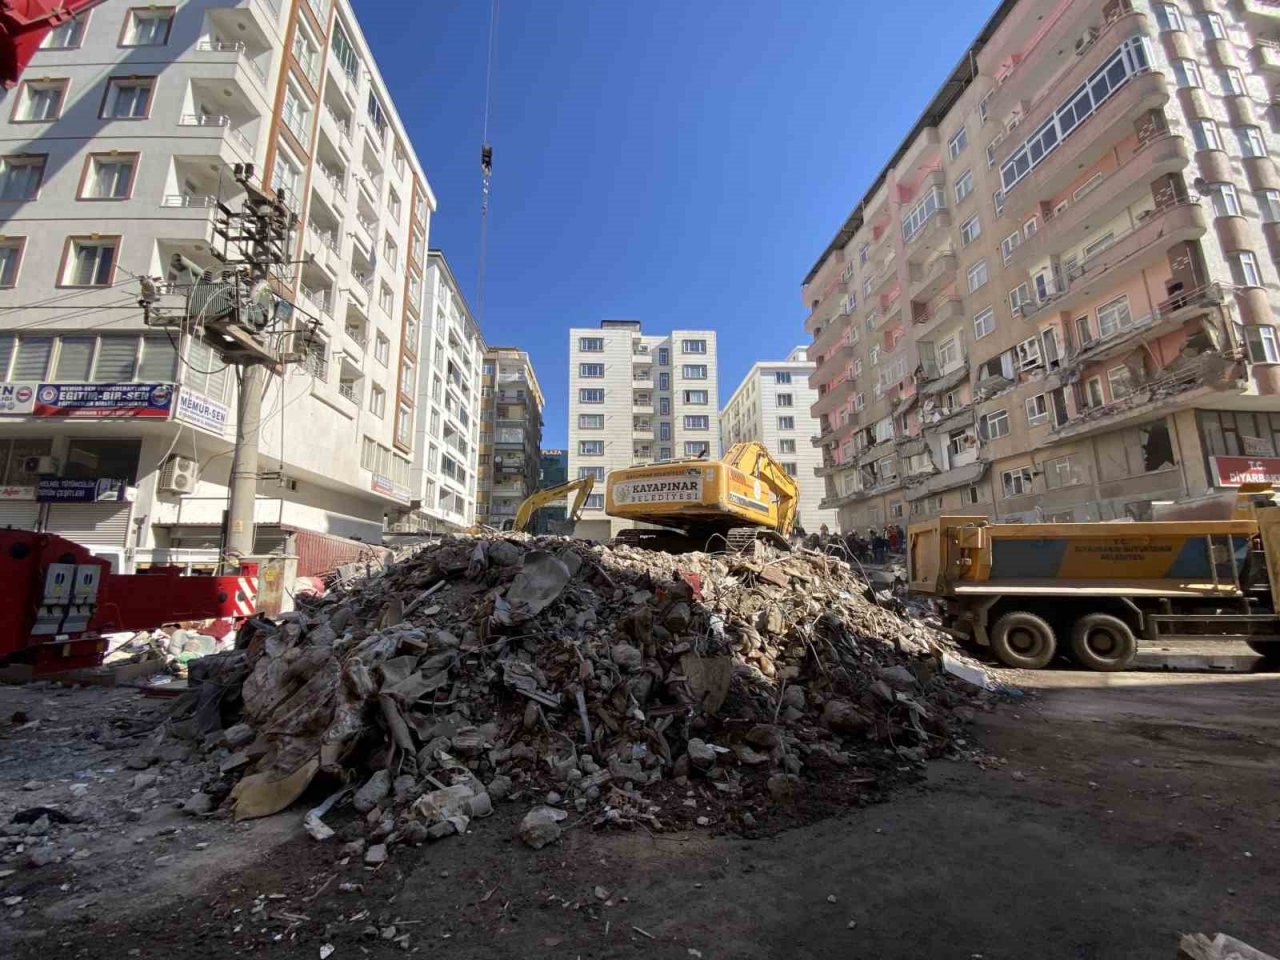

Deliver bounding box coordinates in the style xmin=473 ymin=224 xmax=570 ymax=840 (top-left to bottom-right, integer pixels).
xmin=405 ymin=252 xmax=484 ymax=533
xmin=567 ymin=320 xmax=719 ymax=539
xmin=0 ymin=0 xmax=438 ymax=566
xmin=720 ymin=347 xmax=836 ymax=534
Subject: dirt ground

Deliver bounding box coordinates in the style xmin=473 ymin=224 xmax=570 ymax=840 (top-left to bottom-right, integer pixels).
xmin=3 ymin=651 xmax=1279 ymax=959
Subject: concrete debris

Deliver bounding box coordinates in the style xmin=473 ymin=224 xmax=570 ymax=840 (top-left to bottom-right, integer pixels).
xmin=145 ymin=532 xmax=983 ymax=858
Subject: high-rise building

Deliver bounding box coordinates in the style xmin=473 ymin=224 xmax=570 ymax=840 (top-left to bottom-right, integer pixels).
xmin=476 ymin=346 xmax=543 ymax=528
xmin=406 ymin=252 xmax=485 ymax=533
xmin=0 ymin=0 xmax=439 ymax=563
xmin=721 ymin=347 xmax=837 ymax=534
xmin=539 ymin=448 xmax=568 ymax=488
xmin=567 ymin=321 xmax=718 ymax=538
xmin=805 ymin=0 xmax=1280 ymax=532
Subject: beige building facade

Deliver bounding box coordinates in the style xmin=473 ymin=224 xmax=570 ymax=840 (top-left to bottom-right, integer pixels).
xmin=476 ymin=347 xmax=544 ymax=528
xmin=805 ymin=0 xmax=1280 ymax=532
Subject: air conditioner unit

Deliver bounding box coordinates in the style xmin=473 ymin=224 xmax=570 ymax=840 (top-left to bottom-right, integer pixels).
xmin=158 ymin=456 xmax=198 ymax=495
xmin=23 ymin=455 xmax=59 ymax=476
xmin=1075 ymin=28 xmax=1099 ymax=54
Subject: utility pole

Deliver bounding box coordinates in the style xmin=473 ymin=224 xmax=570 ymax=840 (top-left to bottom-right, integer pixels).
xmin=142 ymin=163 xmax=301 ymax=572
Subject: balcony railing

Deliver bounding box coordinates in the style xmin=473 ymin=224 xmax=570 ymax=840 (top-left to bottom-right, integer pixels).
xmin=162 ymin=193 xmax=217 ymax=208
xmin=344 ymin=326 xmax=368 ymax=348
xmin=338 ymin=381 xmax=358 ymax=403
xmin=303 ymin=353 xmax=328 ymax=380
xmin=300 ymin=285 xmax=333 ymax=316
xmin=308 ymin=224 xmax=339 ymax=252
xmin=197 ymin=39 xmax=245 ymax=53
xmin=325 ymin=102 xmax=353 ymax=141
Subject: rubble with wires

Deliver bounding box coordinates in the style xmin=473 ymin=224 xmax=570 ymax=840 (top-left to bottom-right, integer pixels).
xmin=165 ymin=533 xmax=988 ymax=857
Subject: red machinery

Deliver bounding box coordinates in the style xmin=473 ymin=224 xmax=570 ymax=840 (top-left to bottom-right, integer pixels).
xmin=0 ymin=0 xmax=108 ymax=86
xmin=0 ymin=530 xmax=258 ymax=674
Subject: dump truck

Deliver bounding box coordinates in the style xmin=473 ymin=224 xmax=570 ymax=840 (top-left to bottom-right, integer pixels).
xmin=605 ymin=441 xmax=799 ymax=551
xmin=907 ymin=504 xmax=1280 ymax=671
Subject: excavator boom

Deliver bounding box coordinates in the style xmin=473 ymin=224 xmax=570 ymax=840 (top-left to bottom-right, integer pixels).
xmin=508 ymin=475 xmax=595 ymax=533
xmin=0 ymin=0 xmax=106 ymax=87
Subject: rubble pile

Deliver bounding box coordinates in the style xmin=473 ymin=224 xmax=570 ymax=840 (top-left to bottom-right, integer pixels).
xmin=174 ymin=535 xmax=975 ymax=854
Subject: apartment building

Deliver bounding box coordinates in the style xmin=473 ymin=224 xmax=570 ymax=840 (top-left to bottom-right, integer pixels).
xmin=475 ymin=346 xmax=543 ymax=528
xmin=804 ymin=0 xmax=1280 ymax=533
xmin=406 ymin=252 xmax=485 ymax=533
xmin=567 ymin=321 xmax=719 ymax=539
xmin=720 ymin=347 xmax=837 ymax=533
xmin=0 ymin=0 xmax=440 ymax=564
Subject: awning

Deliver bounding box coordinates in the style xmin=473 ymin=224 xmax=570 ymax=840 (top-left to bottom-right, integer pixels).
xmin=919 ymin=364 xmax=969 ymax=397
xmin=905 ymin=460 xmax=988 ymax=502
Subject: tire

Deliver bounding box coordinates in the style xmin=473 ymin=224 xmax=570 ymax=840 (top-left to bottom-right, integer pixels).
xmin=1246 ymin=640 xmax=1280 ymax=663
xmin=990 ymin=611 xmax=1057 ymax=669
xmin=1070 ymin=613 xmax=1137 ymax=672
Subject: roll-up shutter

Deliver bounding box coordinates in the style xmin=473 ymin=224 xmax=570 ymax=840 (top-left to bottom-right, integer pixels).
xmin=45 ymin=503 xmax=133 ymax=546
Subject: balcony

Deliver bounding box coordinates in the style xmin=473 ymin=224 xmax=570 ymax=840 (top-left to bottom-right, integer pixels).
xmin=632 ymin=374 xmax=654 ymax=389
xmin=908 ymin=253 xmax=957 ymax=302
xmin=1242 ymin=0 xmax=1280 ymax=26
xmin=322 ymin=99 xmax=354 ymax=148
xmin=337 ymin=380 xmax=359 ymax=404
xmin=804 ymin=292 xmax=841 ymax=337
xmin=808 ymin=339 xmax=854 ymax=389
xmin=177 ymin=113 xmax=254 ymax=157
xmin=632 ymin=402 xmax=654 ymax=415
xmin=812 ymin=375 xmax=856 ymax=417
xmin=1005 ymin=70 xmax=1169 ymax=206
xmin=904 ymin=210 xmax=951 ymax=260
xmin=343 ymin=323 xmax=368 ymax=352
xmin=299 ymin=284 xmax=333 ymax=319
xmin=1064 ymin=283 xmax=1226 ymax=368
xmin=1253 ymin=39 xmax=1280 ymax=73
xmin=1008 ymin=133 xmax=1189 ymax=269
xmin=325 ymin=50 xmax=361 ymax=109
xmin=161 ymin=193 xmax=218 ymax=209
xmin=1022 ymin=199 xmax=1206 ymax=322
xmin=911 ymin=295 xmax=964 ymax=337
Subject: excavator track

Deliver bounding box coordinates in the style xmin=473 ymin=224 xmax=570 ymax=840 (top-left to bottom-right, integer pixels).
xmin=726 ymin=527 xmax=792 ymax=553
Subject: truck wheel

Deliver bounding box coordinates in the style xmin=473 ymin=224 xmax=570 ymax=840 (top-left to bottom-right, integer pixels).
xmin=990 ymin=612 xmax=1057 ymax=669
xmin=1070 ymin=614 xmax=1137 ymax=672
xmin=1246 ymin=640 xmax=1280 ymax=663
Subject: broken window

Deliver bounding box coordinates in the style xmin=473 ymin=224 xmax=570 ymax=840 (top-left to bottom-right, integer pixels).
xmin=1097 ymin=419 xmax=1176 ymax=480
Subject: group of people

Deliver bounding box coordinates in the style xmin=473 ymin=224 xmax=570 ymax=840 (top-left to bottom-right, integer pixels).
xmin=792 ymin=523 xmax=905 ymax=564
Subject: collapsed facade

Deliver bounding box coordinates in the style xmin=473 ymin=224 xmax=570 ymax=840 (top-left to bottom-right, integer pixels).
xmin=805 ymin=0 xmax=1280 ymax=530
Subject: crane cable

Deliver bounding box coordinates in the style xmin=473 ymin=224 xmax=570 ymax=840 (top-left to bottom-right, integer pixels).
xmin=476 ymin=0 xmax=498 ymax=327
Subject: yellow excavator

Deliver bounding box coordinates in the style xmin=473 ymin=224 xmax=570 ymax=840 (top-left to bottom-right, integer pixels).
xmin=604 ymin=441 xmax=800 ymax=551
xmin=501 ymin=475 xmax=596 ymax=533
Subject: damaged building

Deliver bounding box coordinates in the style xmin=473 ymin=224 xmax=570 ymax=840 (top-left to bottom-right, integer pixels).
xmin=804 ymin=0 xmax=1280 ymax=530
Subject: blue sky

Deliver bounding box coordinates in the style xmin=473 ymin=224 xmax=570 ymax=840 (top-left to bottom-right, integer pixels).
xmin=362 ymin=0 xmax=996 ymax=447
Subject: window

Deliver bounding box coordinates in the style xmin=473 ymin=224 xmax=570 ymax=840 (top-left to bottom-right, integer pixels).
xmin=1209 ymin=182 xmax=1241 ymax=218
xmin=683 ymin=389 xmax=708 ymax=404
xmin=15 ymin=80 xmax=66 ymax=122
xmin=42 ymin=15 xmax=87 ymax=49
xmin=999 ymin=38 xmax=1151 ymax=192
xmin=779 ymin=438 xmax=796 ymax=454
xmin=1203 ymin=12 xmax=1226 ymax=39
xmin=682 ymin=364 xmax=707 ymax=379
xmin=584 ymin=494 xmax=604 ymax=511
xmin=902 ymin=187 xmax=943 ymax=242
xmin=578 ymin=466 xmax=605 ymax=481
xmin=659 ymin=422 xmax=671 ymax=441
xmin=387 ymin=190 xmax=402 ymax=223
xmin=780 ymin=462 xmax=798 ymax=478
xmin=0 ymin=239 xmax=23 ymax=286
xmin=61 ymin=237 xmax=118 ymax=287
xmin=579 ymin=363 xmax=604 ymax=378
xmin=579 ymin=413 xmax=604 ymax=429
xmin=774 ymin=371 xmax=792 ymax=384
xmin=993 ymin=188 xmax=1005 ymax=216
xmin=776 ymin=393 xmax=794 ymax=408
xmin=1001 ymin=231 xmax=1021 ymax=264
xmin=367 ymin=91 xmax=388 ymax=140
xmin=1044 ymin=455 xmax=1078 ymax=489
xmin=1229 ymin=251 xmax=1263 ymax=288
xmin=399 ymin=358 xmax=415 ymax=394
xmin=948 ymin=127 xmax=968 ymax=159
xmin=331 ymin=24 xmax=360 ymax=80
xmin=1001 ymin=466 xmax=1034 ymax=497
xmin=579 ymin=388 xmax=604 ymax=403
xmin=579 ymin=441 xmax=604 ymax=456
xmin=1154 ymin=3 xmax=1183 ymax=31
xmin=1257 ymin=190 xmax=1280 ymax=224
xmin=378 ymin=283 xmax=394 ymax=314
xmin=369 ymin=385 xmax=386 ymax=418
xmin=973 ymin=307 xmax=995 ymax=340
xmin=681 ymin=338 xmax=707 ymax=354
xmin=853 ymin=358 xmax=863 ymax=376
xmin=392 ymin=145 xmax=406 ymax=178
xmin=960 ymin=215 xmax=981 ymax=245
xmin=0 ymin=155 xmax=45 ymax=201
xmin=374 ymin=333 xmax=389 ymax=365
xmin=579 ymin=337 xmax=604 ymax=352
xmin=683 ymin=415 xmax=709 ymax=430
xmin=954 ymin=170 xmax=973 ymax=203
xmin=1243 ymin=325 xmax=1280 ymax=364
xmin=80 ymin=154 xmax=136 ymax=199
xmin=938 ymin=337 xmax=961 ymax=372
xmin=122 ymin=8 xmax=173 ymax=46
xmin=854 ymin=393 xmax=865 ymax=411
xmin=987 ymin=140 xmax=1000 ymax=169
xmin=1085 ymin=377 xmax=1105 ymax=408
xmin=658 ymin=372 xmax=670 ymax=390
xmin=684 ymin=441 xmax=710 ymax=457
xmin=1024 ymin=393 xmax=1049 ymax=426
xmin=1015 ymin=336 xmax=1043 ymax=370
xmin=946 ymin=430 xmax=968 ymax=458
xmin=657 ymin=347 xmax=669 ymax=365
xmin=1236 ymin=126 xmax=1267 ymax=159
xmin=1008 ymin=282 xmax=1031 ymax=316
xmin=383 ymin=236 xmax=399 ymax=269
xmin=102 ymin=77 xmax=153 ymax=118
xmin=1107 ymin=365 xmax=1135 ymax=400
xmin=1192 ymin=118 xmax=1222 ymax=152
xmin=659 ymin=397 xmax=671 ymax=415
xmin=777 ymin=416 xmax=795 ymax=430
xmin=980 ymin=409 xmax=1010 ymax=440
xmin=1172 ymin=59 xmax=1201 ymax=89
xmin=967 ymin=260 xmax=989 ymax=292
xmin=1221 ymin=67 xmax=1246 ymax=97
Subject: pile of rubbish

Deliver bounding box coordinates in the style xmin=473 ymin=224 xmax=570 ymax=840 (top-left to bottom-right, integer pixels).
xmin=171 ymin=534 xmax=982 ymax=856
